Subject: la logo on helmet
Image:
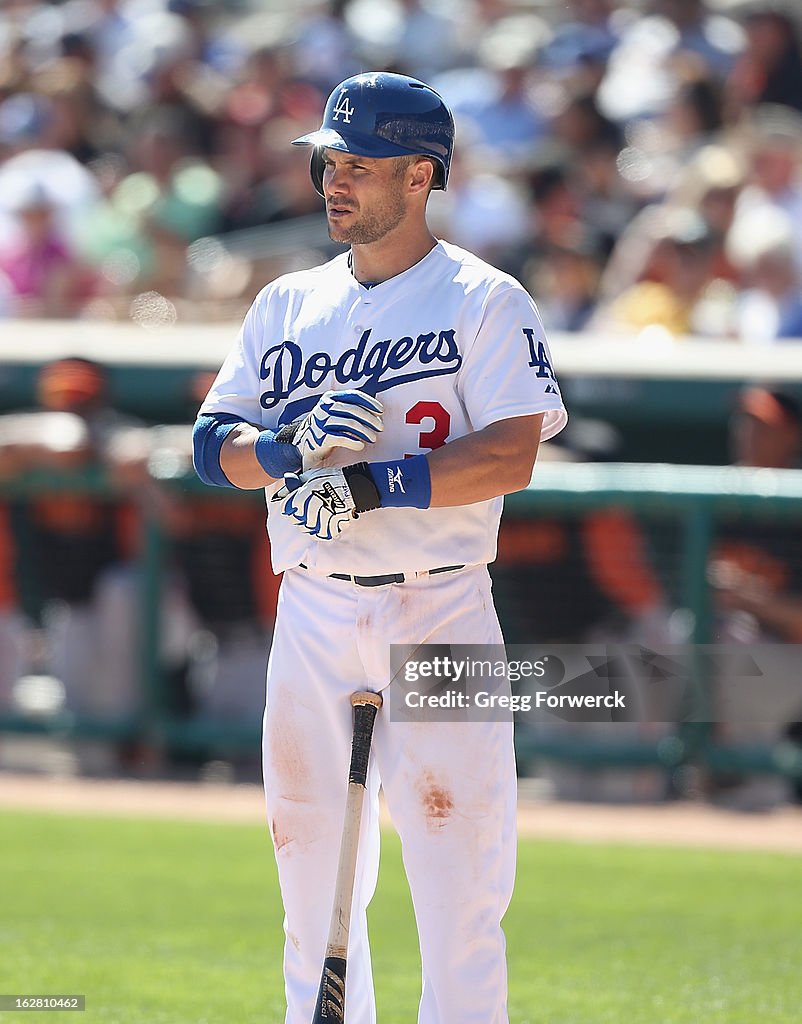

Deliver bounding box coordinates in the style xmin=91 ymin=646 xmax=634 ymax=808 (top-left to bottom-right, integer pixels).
xmin=332 ymin=92 xmax=354 ymax=123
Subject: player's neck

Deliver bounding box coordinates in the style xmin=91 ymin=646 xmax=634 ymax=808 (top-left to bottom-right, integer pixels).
xmin=349 ymin=225 xmax=437 ymax=286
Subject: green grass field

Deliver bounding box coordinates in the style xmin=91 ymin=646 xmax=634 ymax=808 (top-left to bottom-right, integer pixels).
xmin=1 ymin=810 xmax=800 ymax=1024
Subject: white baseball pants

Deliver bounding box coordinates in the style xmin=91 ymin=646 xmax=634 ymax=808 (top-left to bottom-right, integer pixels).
xmin=263 ymin=564 xmax=517 ymax=1024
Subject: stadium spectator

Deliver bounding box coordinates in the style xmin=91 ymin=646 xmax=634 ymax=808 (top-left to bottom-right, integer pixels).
xmin=393 ymin=0 xmax=462 ymax=80
xmin=439 ymin=14 xmax=551 ymax=165
xmin=597 ymin=0 xmax=742 ymax=124
xmin=77 ymin=104 xmax=224 ymax=303
xmin=668 ymin=144 xmax=744 ymax=284
xmin=726 ymin=206 xmax=802 ymax=343
xmin=665 ymin=73 xmax=725 ymax=156
xmin=0 ymin=179 xmax=92 ymax=317
xmin=541 ymin=0 xmax=618 ymax=94
xmin=347 ymin=0 xmax=460 ymax=82
xmin=732 ymin=105 xmax=802 ymax=271
xmin=553 ymin=94 xmax=633 ymax=255
xmin=31 ymin=56 xmax=108 ymax=164
xmin=0 ymin=88 xmax=101 ymax=254
xmin=83 ymin=3 xmax=197 ymax=115
xmin=428 ymin=128 xmax=530 ymax=265
xmin=551 ymin=89 xmax=623 ymax=157
xmin=528 ymin=230 xmax=605 ymax=332
xmin=291 ymin=0 xmax=358 ymax=93
xmin=495 ymin=156 xmax=591 ymax=289
xmin=528 ymin=158 xmax=587 ymax=252
xmin=726 ymin=4 xmax=802 ymax=116
xmin=655 ymin=0 xmax=743 ymax=74
xmin=0 ymin=91 xmax=52 ymax=157
xmin=592 ymin=206 xmax=716 ymax=336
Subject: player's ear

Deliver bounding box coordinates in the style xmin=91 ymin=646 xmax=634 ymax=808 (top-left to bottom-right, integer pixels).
xmin=408 ymin=157 xmax=435 ymax=196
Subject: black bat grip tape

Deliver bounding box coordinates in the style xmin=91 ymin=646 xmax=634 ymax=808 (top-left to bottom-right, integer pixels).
xmin=349 ymin=702 xmax=379 ymax=787
xmin=313 ymin=956 xmax=347 ymax=1024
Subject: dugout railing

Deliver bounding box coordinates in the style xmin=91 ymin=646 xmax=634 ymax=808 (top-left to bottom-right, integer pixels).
xmin=1 ymin=461 xmax=802 ymax=789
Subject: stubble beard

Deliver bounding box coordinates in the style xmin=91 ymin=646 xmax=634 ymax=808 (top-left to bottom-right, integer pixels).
xmin=327 ymin=187 xmax=407 ymax=245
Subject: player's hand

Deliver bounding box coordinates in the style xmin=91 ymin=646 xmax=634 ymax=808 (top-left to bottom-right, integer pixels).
xmin=273 ymin=466 xmax=358 ymax=541
xmin=294 ymin=391 xmax=383 ymax=470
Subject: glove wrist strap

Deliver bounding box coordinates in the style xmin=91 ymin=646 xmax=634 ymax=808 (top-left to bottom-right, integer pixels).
xmin=342 ymin=463 xmax=381 ymax=512
xmin=274 ymin=421 xmax=299 ymax=444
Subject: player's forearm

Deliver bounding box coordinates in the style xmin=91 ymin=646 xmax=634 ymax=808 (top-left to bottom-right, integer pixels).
xmin=427 ymin=414 xmax=544 ymax=507
xmin=219 ymin=424 xmax=282 ymax=488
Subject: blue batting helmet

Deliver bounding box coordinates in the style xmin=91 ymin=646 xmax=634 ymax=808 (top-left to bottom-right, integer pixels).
xmin=291 ymin=72 xmax=455 ymax=196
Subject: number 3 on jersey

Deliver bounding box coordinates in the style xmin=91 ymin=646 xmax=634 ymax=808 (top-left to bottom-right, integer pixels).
xmin=405 ymin=401 xmax=450 ymax=458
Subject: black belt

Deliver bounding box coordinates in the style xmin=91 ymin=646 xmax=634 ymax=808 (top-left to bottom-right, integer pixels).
xmin=299 ymin=564 xmax=465 ymax=587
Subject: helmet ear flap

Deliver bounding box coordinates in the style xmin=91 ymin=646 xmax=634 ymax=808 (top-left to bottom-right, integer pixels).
xmin=310 ymin=148 xmax=326 ymax=197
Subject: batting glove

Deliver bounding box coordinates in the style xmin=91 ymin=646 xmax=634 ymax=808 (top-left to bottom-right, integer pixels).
xmin=273 ymin=463 xmax=381 ymax=541
xmin=292 ymin=391 xmax=383 ymax=470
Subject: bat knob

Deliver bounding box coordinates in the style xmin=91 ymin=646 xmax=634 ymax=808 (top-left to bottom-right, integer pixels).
xmin=351 ymin=691 xmax=383 ymax=710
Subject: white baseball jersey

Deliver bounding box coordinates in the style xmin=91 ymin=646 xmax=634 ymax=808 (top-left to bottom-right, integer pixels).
xmin=201 ymin=239 xmax=567 ymax=575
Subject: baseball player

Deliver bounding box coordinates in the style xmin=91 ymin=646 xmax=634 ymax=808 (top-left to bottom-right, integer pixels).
xmin=194 ymin=72 xmax=566 ymax=1024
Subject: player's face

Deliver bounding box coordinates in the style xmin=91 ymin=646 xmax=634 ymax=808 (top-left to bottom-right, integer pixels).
xmin=322 ymin=149 xmax=409 ymax=244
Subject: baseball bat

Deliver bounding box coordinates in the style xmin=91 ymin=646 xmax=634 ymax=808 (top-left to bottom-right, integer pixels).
xmin=311 ymin=690 xmax=383 ymax=1024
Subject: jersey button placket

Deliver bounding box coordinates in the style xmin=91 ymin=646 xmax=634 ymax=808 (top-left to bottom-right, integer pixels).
xmin=349 ymin=293 xmax=367 ymax=337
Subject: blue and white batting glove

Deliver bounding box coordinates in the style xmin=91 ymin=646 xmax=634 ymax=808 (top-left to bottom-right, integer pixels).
xmin=294 ymin=391 xmax=383 ymax=469
xmin=273 ymin=457 xmax=431 ymax=542
xmin=274 ymin=467 xmax=361 ymax=541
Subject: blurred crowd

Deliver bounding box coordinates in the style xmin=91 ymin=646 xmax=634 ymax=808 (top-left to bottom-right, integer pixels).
xmin=1 ymin=0 xmax=802 ymax=339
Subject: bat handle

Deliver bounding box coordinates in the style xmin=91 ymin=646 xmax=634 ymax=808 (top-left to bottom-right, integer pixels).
xmin=310 ymin=692 xmax=382 ymax=1024
xmin=349 ymin=691 xmax=382 ymax=788
xmin=312 ymin=956 xmax=347 ymax=1024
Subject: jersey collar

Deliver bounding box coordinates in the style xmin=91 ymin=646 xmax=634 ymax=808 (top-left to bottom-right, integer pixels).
xmin=346 ymin=241 xmax=442 ymax=292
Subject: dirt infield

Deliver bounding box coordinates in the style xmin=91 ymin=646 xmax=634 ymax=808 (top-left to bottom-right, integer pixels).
xmin=0 ymin=772 xmax=800 ymax=853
